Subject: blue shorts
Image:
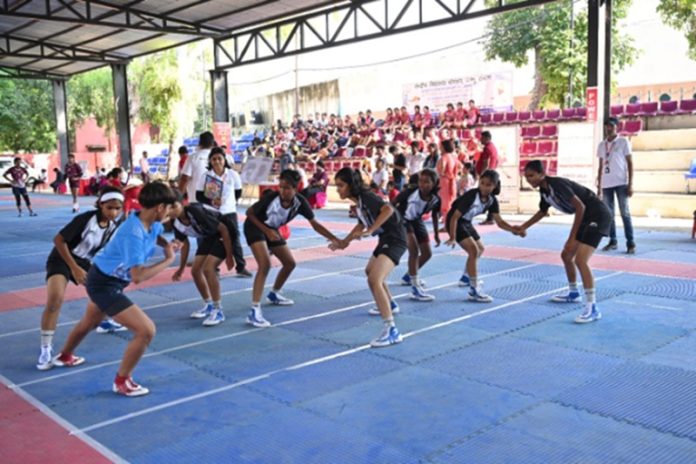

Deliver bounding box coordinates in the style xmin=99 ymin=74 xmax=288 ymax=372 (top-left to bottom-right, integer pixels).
xmin=86 ymin=266 xmax=133 ymax=317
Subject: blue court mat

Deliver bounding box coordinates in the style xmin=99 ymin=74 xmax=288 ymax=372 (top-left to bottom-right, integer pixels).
xmin=1 ymin=194 xmax=695 ymax=463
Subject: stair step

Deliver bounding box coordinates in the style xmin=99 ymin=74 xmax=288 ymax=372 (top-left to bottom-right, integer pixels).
xmin=633 ymin=150 xmax=695 ymax=171
xmin=631 ymin=128 xmax=696 ymax=151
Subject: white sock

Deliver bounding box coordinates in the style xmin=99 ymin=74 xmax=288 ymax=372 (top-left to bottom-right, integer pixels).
xmin=204 ymin=298 xmax=212 ymax=306
xmin=585 ymin=288 xmax=596 ymax=307
xmin=569 ymin=282 xmax=579 ymax=293
xmin=272 ymin=288 xmax=281 ymax=294
xmin=213 ymin=300 xmax=221 ymax=309
xmin=410 ymin=275 xmax=419 ymax=287
xmin=40 ymin=330 xmax=54 ymax=348
xmin=251 ymin=301 xmax=260 ymax=309
xmin=383 ymin=317 xmax=395 ymax=328
xmin=470 ymin=276 xmax=478 ymax=289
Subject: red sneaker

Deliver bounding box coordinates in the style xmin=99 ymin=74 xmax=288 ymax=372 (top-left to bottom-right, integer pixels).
xmin=112 ymin=376 xmax=150 ymax=397
xmin=51 ymin=352 xmax=85 ymax=368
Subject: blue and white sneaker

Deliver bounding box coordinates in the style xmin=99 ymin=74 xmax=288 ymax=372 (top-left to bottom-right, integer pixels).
xmin=246 ymin=307 xmax=271 ymax=328
xmin=468 ymin=287 xmax=493 ymax=303
xmin=96 ymin=318 xmax=127 ymax=334
xmin=370 ymin=326 xmax=403 ymax=348
xmin=202 ymin=308 xmax=225 ymax=326
xmin=190 ymin=303 xmax=214 ymax=319
xmin=368 ymin=300 xmax=400 ymax=316
xmin=267 ymin=291 xmax=294 ymax=306
xmin=574 ymin=305 xmax=602 ymax=324
xmin=400 ymin=274 xmax=426 ymax=287
xmin=410 ymin=285 xmax=435 ymax=302
xmin=551 ymin=291 xmax=582 ymax=303
xmin=36 ymin=345 xmax=53 ymax=371
xmin=458 ymin=274 xmax=471 ymax=287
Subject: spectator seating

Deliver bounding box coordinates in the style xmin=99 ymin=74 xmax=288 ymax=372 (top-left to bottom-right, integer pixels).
xmin=532 ymin=110 xmax=546 ymax=122
xmin=518 ymin=111 xmax=531 ymax=123
xmin=638 ymin=102 xmax=658 ymax=117
xmin=678 ymin=99 xmax=696 ymax=114
xmin=625 ymin=103 xmax=641 ymax=117
xmin=660 ymin=100 xmax=678 ymax=114
xmin=619 ymin=119 xmax=642 ymax=137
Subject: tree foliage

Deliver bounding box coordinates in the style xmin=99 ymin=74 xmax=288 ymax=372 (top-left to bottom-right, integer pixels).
xmin=0 ymin=79 xmax=56 ymax=153
xmin=657 ymin=0 xmax=696 ymax=60
xmin=134 ymin=49 xmax=182 ymax=145
xmin=67 ymin=67 xmax=115 ymax=138
xmin=482 ymin=0 xmax=638 ymax=109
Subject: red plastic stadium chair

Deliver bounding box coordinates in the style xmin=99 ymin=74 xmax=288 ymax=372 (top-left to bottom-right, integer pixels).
xmin=545 ymin=109 xmax=561 ymax=120
xmin=610 ymin=104 xmax=624 ymax=117
xmin=659 ymin=100 xmax=678 ymax=115
xmin=541 ymin=125 xmax=558 ymax=138
xmin=532 ymin=110 xmax=546 ymax=122
xmin=678 ymin=99 xmax=696 ymax=114
xmin=504 ymin=112 xmax=518 ymax=124
xmin=624 ymin=103 xmax=641 ymax=117
xmin=517 ymin=111 xmax=531 ymax=123
xmin=525 ymin=126 xmax=541 ymax=139
xmin=480 ymin=113 xmax=492 ymax=125
xmin=561 ymin=108 xmax=576 ymax=120
xmin=491 ymin=113 xmax=505 ymax=125
xmin=353 ymin=145 xmax=367 ymax=158
xmin=537 ymin=141 xmax=556 ymax=157
xmin=620 ymin=119 xmax=642 ymax=137
xmin=638 ymin=102 xmax=658 ymax=117
xmin=574 ymin=107 xmax=587 ymax=120
xmin=520 ymin=141 xmax=537 ymax=157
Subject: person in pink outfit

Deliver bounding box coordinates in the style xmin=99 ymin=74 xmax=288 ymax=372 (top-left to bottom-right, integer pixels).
xmin=437 ymin=139 xmax=459 ymax=225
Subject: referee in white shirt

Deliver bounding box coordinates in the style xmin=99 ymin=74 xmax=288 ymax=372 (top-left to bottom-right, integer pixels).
xmin=596 ymin=117 xmax=636 ymax=254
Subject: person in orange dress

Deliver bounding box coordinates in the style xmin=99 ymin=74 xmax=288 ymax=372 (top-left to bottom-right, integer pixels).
xmin=436 ymin=139 xmax=459 ymax=223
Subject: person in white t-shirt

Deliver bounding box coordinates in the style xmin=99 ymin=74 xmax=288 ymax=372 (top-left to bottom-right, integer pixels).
xmin=139 ymin=151 xmax=150 ymax=184
xmin=194 ymin=146 xmax=251 ymax=278
xmin=179 ymin=131 xmax=215 ymax=204
xmin=597 ymin=117 xmax=635 ymax=254
xmin=406 ymin=141 xmax=426 ymax=175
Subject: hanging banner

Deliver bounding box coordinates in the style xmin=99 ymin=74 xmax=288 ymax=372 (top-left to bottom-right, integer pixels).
xmin=586 ymin=87 xmax=598 ymax=122
xmin=213 ymin=122 xmax=232 ymax=152
xmin=557 ymin=123 xmax=595 ymax=189
xmin=402 ymin=71 xmax=513 ymax=112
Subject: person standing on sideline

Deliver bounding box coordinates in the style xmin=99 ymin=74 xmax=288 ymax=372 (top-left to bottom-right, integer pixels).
xmin=437 ymin=139 xmax=459 ymax=222
xmin=179 ymin=131 xmax=215 ymax=204
xmin=139 ymin=151 xmax=150 ymax=184
xmin=65 ymin=154 xmax=84 ymax=213
xmin=476 ymin=131 xmax=499 ymax=225
xmin=3 ymin=157 xmax=37 ymax=217
xmin=597 ymin=117 xmax=635 ymax=254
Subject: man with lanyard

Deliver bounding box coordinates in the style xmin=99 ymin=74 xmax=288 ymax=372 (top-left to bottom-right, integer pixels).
xmin=597 ymin=117 xmax=635 ymax=254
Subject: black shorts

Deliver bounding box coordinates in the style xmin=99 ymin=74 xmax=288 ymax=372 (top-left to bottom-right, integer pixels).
xmin=86 ymin=266 xmax=133 ymax=317
xmin=195 ymin=234 xmax=226 ymax=260
xmin=68 ymin=180 xmax=80 ymax=190
xmin=244 ymin=220 xmax=286 ymax=248
xmin=11 ymin=187 xmax=28 ymax=197
xmin=45 ymin=252 xmax=91 ymax=285
xmin=575 ymin=202 xmax=612 ymax=248
xmin=372 ymin=233 xmax=407 ymax=265
xmin=455 ymin=221 xmax=480 ymax=242
xmin=404 ymin=219 xmax=429 ymax=244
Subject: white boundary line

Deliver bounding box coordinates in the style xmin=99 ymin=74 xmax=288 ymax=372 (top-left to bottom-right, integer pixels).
xmin=0 ymin=373 xmax=126 ymax=463
xmin=70 ymin=270 xmax=623 ymax=436
xmin=0 ymin=245 xmax=470 ymax=339
xmin=14 ymin=263 xmax=539 ymax=388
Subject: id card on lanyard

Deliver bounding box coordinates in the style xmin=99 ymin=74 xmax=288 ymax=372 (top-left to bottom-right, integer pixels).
xmin=604 ymin=140 xmax=615 ymax=174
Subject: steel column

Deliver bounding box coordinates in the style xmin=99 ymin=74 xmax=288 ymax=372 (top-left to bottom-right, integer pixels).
xmin=52 ymin=79 xmax=70 ymax=167
xmin=111 ymin=63 xmax=132 ymax=170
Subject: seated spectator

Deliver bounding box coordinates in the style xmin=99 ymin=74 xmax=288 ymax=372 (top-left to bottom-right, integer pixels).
xmin=32 ymin=168 xmax=48 ymax=192
xmin=50 ymin=167 xmax=65 ymax=193
xmin=386 ymin=180 xmax=400 ymax=203
xmin=371 ymin=158 xmax=389 ymax=194
xmin=467 ymin=99 xmax=480 ymax=127
xmin=301 ymin=160 xmax=329 ymax=199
